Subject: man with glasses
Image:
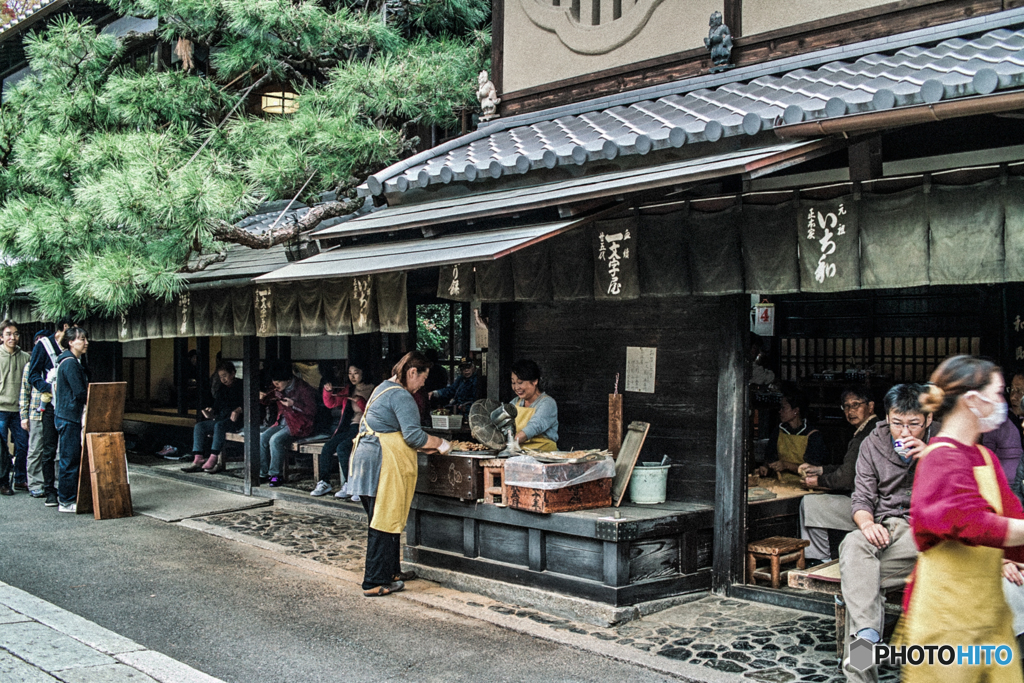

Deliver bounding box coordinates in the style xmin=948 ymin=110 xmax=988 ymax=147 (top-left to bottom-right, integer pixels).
xmin=797 ymin=387 xmax=880 ymax=564
xmin=839 ymin=383 xmax=939 ymax=683
xmin=0 ymin=321 xmax=30 ymax=496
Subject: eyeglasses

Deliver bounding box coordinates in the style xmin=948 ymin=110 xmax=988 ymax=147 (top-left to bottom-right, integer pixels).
xmin=1007 ymin=387 xmax=1024 ymax=397
xmin=890 ymin=420 xmax=925 ymax=431
xmin=841 ymin=401 xmax=866 ymax=411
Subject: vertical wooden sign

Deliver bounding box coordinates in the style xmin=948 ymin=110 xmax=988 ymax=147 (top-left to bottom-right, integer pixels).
xmin=76 ymin=382 xmax=131 ymax=519
xmin=608 ymin=394 xmax=623 ymax=457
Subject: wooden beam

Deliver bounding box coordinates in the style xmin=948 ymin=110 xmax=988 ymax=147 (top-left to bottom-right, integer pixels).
xmin=712 ymin=294 xmax=748 ymax=594
xmin=848 ymin=136 xmax=883 ymax=181
xmin=491 ymin=0 xmax=504 ymax=107
xmin=174 ymin=337 xmax=187 ymax=416
xmin=195 ymin=336 xmax=210 ymax=415
xmin=724 ymin=0 xmax=743 ymax=37
xmin=242 ymin=335 xmax=261 ymax=495
xmin=485 ymin=303 xmax=514 ymax=402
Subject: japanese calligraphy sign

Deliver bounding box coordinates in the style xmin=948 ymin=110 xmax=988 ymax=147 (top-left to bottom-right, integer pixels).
xmin=592 ymin=217 xmax=639 ymax=300
xmin=798 ymin=196 xmax=859 ymax=293
xmin=254 ymin=286 xmax=274 ymax=337
xmin=436 ymin=263 xmax=475 ymax=301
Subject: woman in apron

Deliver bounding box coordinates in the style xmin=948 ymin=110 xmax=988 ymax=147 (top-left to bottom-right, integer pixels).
xmin=349 ymin=351 xmax=452 ymax=597
xmin=510 ymin=359 xmax=558 ymax=452
xmin=760 ymin=386 xmax=825 ymax=483
xmin=904 ymin=355 xmax=1024 ymax=682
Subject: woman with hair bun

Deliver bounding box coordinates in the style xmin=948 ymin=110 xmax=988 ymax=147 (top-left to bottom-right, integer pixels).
xmin=902 ymin=355 xmax=1024 ymax=682
xmin=349 ymin=351 xmax=452 ymax=597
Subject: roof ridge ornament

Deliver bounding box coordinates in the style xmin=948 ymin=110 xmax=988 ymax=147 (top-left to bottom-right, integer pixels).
xmin=478 ymin=71 xmax=501 ymax=123
xmin=704 ymin=11 xmax=734 ymax=74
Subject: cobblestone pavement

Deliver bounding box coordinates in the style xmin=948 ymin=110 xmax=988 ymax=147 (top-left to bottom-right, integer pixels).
xmin=193 ymin=507 xmax=900 ymax=682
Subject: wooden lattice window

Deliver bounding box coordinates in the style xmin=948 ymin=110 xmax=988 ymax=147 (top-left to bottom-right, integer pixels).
xmin=779 ymin=336 xmax=980 ymax=383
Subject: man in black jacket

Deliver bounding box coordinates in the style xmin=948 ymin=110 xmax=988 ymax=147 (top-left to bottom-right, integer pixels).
xmin=25 ymin=318 xmax=74 ymax=508
xmin=797 ymin=386 xmax=880 ymax=563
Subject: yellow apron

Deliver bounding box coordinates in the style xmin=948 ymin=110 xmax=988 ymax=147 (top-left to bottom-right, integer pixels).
xmin=776 ymin=429 xmax=815 ymax=483
xmin=902 ymin=443 xmax=1022 ymax=683
xmin=514 ymin=398 xmax=558 ymax=452
xmin=351 ymin=386 xmax=419 ymax=535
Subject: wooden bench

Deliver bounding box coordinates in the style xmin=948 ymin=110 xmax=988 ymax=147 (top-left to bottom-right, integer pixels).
xmin=224 ymin=432 xmax=328 ymax=481
xmin=788 ymin=559 xmax=905 ymax=660
xmin=746 ymin=536 xmax=809 ymax=589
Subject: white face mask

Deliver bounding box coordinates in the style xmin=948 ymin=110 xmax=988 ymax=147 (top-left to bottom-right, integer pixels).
xmin=967 ymin=391 xmax=1008 ymax=433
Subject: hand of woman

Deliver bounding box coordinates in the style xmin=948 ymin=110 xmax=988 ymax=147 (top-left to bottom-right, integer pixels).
xmin=803 ymin=475 xmax=819 ymax=488
xmin=1003 ymin=559 xmax=1024 ymax=586
xmin=324 ymin=383 xmax=333 ymax=393
xmin=438 ymin=439 xmax=451 ymax=455
xmin=515 ymin=430 xmax=528 ymax=444
xmin=767 ymin=460 xmax=784 ymax=472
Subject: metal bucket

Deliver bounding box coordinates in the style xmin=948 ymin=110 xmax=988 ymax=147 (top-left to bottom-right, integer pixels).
xmin=629 ymin=464 xmax=669 ymax=505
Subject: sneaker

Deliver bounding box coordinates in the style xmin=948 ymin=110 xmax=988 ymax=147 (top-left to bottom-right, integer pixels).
xmin=268 ymin=477 xmax=282 ymax=487
xmin=28 ymin=489 xmax=44 ymax=498
xmin=200 ymin=454 xmax=218 ymax=471
xmin=334 ymin=489 xmax=350 ymax=499
xmin=350 ymin=494 xmax=360 ymax=502
xmin=13 ymin=481 xmax=27 ymax=491
xmin=45 ymin=492 xmax=58 ymax=507
xmin=311 ymin=481 xmax=332 ymax=497
xmin=58 ymin=502 xmax=76 ymax=513
xmin=156 ymin=445 xmax=178 ymax=457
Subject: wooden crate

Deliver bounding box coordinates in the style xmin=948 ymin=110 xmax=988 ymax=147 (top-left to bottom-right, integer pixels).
xmin=416 ymin=452 xmax=486 ymax=500
xmin=506 ymin=478 xmax=612 ymax=513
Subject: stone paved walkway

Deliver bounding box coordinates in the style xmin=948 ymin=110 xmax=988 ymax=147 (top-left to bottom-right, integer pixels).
xmin=193 ymin=507 xmax=901 ymax=682
xmin=0 ymin=580 xmax=222 ymax=682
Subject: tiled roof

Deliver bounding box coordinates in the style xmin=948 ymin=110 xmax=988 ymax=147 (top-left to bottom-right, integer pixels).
xmin=365 ymin=20 xmax=1024 ymax=198
xmin=0 ymin=0 xmax=62 ymax=37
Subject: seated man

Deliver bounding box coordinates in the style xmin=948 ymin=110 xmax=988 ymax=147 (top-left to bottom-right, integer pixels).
xmin=798 ymin=387 xmax=880 ymax=563
xmin=428 ymin=358 xmax=479 ymax=415
xmin=182 ymin=361 xmax=243 ymax=474
xmin=259 ymin=361 xmax=317 ymax=487
xmin=839 ymin=383 xmax=939 ymax=683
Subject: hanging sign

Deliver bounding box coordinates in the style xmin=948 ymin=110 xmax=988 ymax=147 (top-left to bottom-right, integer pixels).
xmin=593 ymin=219 xmax=639 ymax=300
xmin=798 ymin=197 xmax=859 ymax=293
xmin=626 ymin=346 xmax=656 ymax=393
xmin=752 ymin=303 xmax=775 ymax=336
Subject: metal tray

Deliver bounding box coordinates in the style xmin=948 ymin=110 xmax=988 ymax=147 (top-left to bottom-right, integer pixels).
xmin=449 ymin=450 xmax=499 ymax=457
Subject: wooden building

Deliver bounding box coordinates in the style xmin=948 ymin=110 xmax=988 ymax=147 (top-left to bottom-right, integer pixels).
xmin=20 ymin=0 xmax=1024 ymax=615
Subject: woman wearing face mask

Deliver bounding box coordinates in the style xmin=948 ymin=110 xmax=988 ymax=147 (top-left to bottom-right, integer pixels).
xmin=901 ymin=356 xmax=1024 ymax=682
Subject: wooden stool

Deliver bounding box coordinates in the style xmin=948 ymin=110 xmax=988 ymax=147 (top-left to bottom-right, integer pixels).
xmin=746 ymin=536 xmax=810 ymax=588
xmin=480 ymin=458 xmax=506 ymax=505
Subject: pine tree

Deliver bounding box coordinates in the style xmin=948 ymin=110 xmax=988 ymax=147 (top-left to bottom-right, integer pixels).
xmin=0 ymin=0 xmax=489 ymax=317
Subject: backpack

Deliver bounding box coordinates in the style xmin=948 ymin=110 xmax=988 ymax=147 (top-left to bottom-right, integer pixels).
xmin=41 ymin=337 xmax=60 ymax=386
xmin=51 ymin=356 xmax=78 ymax=409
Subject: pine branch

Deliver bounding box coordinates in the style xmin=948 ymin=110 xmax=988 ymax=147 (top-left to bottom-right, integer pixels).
xmin=179 ymin=249 xmax=229 ymax=273
xmin=100 ymin=29 xmax=159 ymax=79
xmin=207 ymin=196 xmax=361 ymax=250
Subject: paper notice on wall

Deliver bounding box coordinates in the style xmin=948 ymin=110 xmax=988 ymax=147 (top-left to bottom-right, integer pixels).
xmin=626 ymin=347 xmax=657 ymax=393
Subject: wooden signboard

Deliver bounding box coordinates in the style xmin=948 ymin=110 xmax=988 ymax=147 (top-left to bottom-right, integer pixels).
xmin=76 ymin=382 xmax=131 ymax=519
xmin=82 ymin=432 xmax=133 ymax=520
xmin=611 ymin=421 xmax=650 ymax=507
xmin=608 ymin=394 xmax=623 ymax=457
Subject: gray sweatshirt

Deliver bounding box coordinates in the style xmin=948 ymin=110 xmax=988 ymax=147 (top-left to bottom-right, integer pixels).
xmin=851 ymin=419 xmax=941 ymax=522
xmin=0 ymin=346 xmax=29 ymax=413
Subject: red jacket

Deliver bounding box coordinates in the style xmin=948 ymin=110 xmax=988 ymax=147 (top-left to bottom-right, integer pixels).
xmin=262 ymin=378 xmax=317 ymax=439
xmin=323 ymin=383 xmax=372 ymax=434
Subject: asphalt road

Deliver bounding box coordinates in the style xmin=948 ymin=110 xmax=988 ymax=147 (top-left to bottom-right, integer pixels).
xmin=0 ymin=493 xmax=675 ymax=683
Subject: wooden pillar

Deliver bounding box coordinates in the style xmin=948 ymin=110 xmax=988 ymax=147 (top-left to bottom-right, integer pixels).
xmin=486 ymin=303 xmax=514 ymax=402
xmin=195 ymin=336 xmax=210 ymax=413
xmin=712 ymin=294 xmax=748 ymax=594
xmin=174 ymin=337 xmax=188 ymax=416
xmin=242 ymin=335 xmax=261 ymax=495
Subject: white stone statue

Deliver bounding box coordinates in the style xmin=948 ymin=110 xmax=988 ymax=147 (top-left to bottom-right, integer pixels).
xmin=477 ymin=70 xmax=501 ymax=122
